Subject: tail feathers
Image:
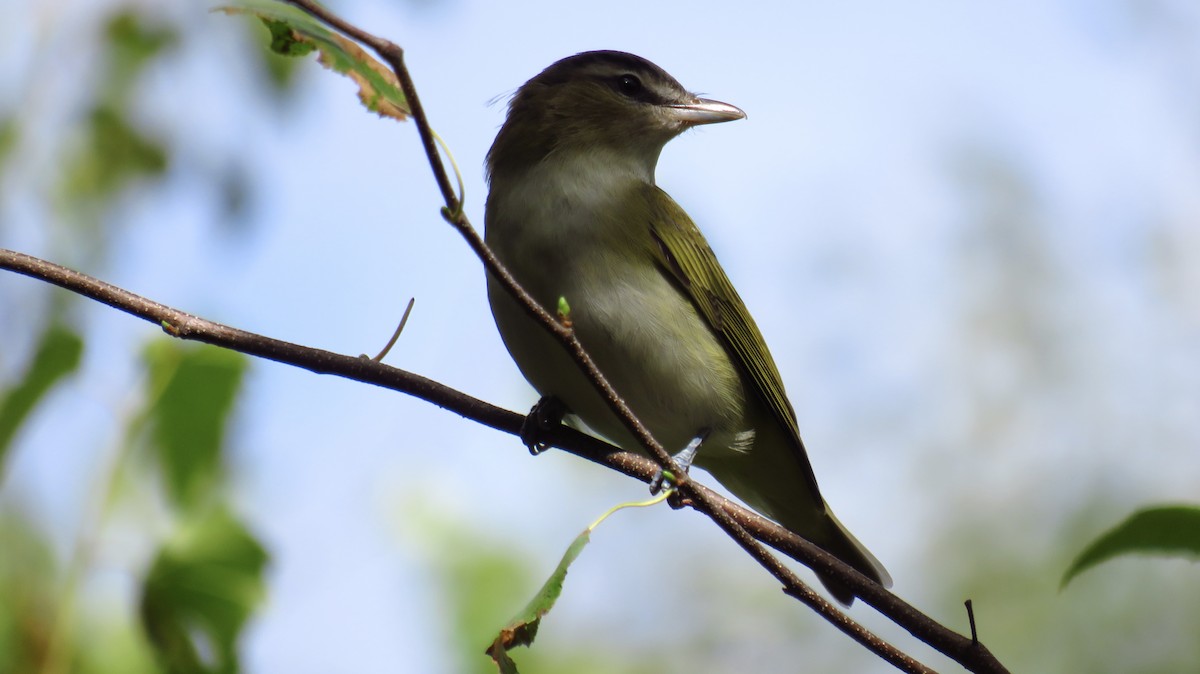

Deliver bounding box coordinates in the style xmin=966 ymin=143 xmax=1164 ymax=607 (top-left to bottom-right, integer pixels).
xmin=697 ymin=455 xmax=888 ymax=605
xmin=808 ymin=509 xmax=891 ymax=606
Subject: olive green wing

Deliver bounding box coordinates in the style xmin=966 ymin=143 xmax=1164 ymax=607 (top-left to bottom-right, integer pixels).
xmin=644 ymin=185 xmax=822 ymax=499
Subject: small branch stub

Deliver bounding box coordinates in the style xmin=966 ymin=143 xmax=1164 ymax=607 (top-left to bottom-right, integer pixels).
xmin=965 ymin=599 xmax=979 ymax=644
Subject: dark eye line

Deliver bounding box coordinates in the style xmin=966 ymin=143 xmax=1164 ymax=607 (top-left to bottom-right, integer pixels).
xmin=609 ymin=73 xmax=665 ymax=105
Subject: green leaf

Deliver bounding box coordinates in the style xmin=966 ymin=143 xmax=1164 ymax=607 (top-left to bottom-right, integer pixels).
xmin=1061 ymin=505 xmax=1200 ymax=589
xmin=140 ymin=507 xmax=269 ymax=674
xmin=217 ymin=0 xmax=410 ymax=121
xmin=262 ymin=18 xmax=317 ymax=57
xmin=142 ymin=342 xmax=247 ymax=511
xmin=0 ymin=324 xmax=84 ymax=469
xmin=483 ymin=493 xmax=669 ymax=670
xmin=486 ymin=527 xmax=592 ymax=671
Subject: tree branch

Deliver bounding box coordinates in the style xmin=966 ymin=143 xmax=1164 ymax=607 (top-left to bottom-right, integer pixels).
xmin=2 ymin=246 xmax=1000 ymax=672
xmin=0 ymin=5 xmax=1009 ymax=672
xmin=272 ymin=2 xmax=934 ymax=669
xmin=272 ymin=2 xmax=1010 ymax=671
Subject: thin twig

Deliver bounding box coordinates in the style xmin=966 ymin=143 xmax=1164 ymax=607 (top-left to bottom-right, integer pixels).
xmin=371 ymin=297 xmax=414 ymax=362
xmin=966 ymin=600 xmax=979 ymax=644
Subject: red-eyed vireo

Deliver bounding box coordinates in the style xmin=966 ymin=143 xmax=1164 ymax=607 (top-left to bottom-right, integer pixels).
xmin=485 ymin=51 xmax=890 ymax=604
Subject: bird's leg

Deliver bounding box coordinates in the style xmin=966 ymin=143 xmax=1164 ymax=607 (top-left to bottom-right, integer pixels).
xmin=649 ymin=429 xmax=710 ymax=494
xmin=519 ymin=395 xmax=568 ymax=455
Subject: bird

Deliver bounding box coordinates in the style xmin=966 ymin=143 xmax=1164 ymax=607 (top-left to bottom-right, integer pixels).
xmin=484 ymin=50 xmax=889 ymax=604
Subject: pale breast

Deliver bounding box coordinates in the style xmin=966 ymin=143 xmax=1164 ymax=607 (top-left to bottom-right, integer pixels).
xmin=485 ymin=154 xmax=757 ymax=459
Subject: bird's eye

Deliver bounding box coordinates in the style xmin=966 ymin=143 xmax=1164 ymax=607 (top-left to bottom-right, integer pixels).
xmin=616 ymin=74 xmax=644 ymax=97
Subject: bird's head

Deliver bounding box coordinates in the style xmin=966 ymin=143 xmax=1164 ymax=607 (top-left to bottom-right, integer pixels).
xmin=487 ymin=51 xmax=745 ymax=181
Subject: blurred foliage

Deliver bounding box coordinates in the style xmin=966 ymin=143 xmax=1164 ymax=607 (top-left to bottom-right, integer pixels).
xmin=0 ymin=338 xmax=262 ymax=673
xmin=103 ymin=10 xmax=179 ymax=93
xmin=58 ymin=103 xmax=168 ymax=212
xmin=0 ymin=3 xmax=301 ymax=252
xmin=140 ymin=507 xmax=268 ymax=674
xmin=0 ymin=116 xmax=18 ymax=168
xmin=129 ymin=342 xmax=262 ymax=672
xmin=0 ymin=508 xmax=163 ymax=674
xmin=0 ymin=0 xmax=293 ymax=670
xmin=56 ymin=10 xmax=176 ymax=229
xmin=0 ymin=509 xmax=58 ymax=673
xmin=137 ymin=343 xmax=248 ymax=512
xmin=0 ymin=324 xmax=83 ymax=476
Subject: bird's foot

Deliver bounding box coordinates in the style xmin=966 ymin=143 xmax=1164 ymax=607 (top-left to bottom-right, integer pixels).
xmin=649 ymin=432 xmax=707 ymax=495
xmin=519 ymin=396 xmax=568 ymax=455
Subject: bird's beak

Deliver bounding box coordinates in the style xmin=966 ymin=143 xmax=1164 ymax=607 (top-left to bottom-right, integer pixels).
xmin=665 ymin=97 xmax=747 ymax=126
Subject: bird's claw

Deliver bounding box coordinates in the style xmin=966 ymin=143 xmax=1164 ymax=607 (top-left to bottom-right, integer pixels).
xmin=519 ymin=396 xmax=568 ymax=455
xmin=649 ymin=468 xmax=676 ymax=495
xmin=648 ymin=432 xmax=707 ymax=494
